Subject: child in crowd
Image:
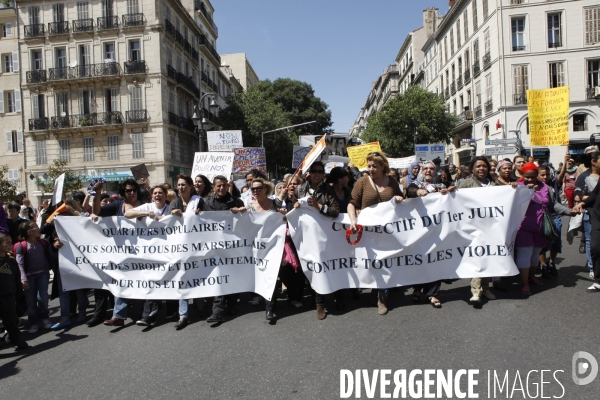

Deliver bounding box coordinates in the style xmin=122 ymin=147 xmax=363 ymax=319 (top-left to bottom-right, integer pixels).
xmin=0 ymin=232 xmax=28 ymax=349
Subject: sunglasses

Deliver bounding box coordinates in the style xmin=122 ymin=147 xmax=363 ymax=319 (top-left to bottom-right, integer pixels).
xmin=310 ymin=170 xmax=324 ymax=174
xmin=368 ymin=152 xmax=382 ymax=157
xmin=251 ymin=186 xmax=265 ymax=192
xmin=124 ymin=189 xmax=137 ymax=193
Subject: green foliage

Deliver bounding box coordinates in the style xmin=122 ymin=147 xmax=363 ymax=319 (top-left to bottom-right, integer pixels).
xmin=361 ymin=85 xmax=457 ymax=158
xmin=217 ymin=78 xmax=333 ymax=174
xmin=36 ymin=159 xmax=86 ymax=197
xmin=0 ymin=165 xmax=19 ymax=203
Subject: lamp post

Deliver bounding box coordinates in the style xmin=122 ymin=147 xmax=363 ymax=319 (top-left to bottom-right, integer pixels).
xmin=192 ymin=93 xmax=219 ymax=151
xmin=406 ymin=124 xmax=419 ymax=150
xmin=260 ymin=120 xmax=317 ymax=148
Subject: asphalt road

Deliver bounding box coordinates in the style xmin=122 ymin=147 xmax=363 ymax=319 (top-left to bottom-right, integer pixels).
xmin=1 ymin=219 xmax=599 ymax=399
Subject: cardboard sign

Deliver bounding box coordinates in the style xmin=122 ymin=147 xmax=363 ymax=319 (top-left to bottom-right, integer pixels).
xmin=51 ymin=173 xmax=66 ymax=206
xmin=191 ymin=152 xmax=234 ymax=183
xmin=415 ymin=144 xmax=445 ymax=162
xmin=325 ymin=162 xmax=345 ymax=174
xmin=527 ymin=87 xmax=569 ymax=146
xmin=292 ymin=146 xmax=313 ymax=168
xmin=346 ymin=142 xmax=382 ymax=170
xmin=207 ymin=130 xmax=243 ymax=151
xmin=233 ymin=148 xmax=267 ymax=174
xmin=130 ymin=163 xmax=149 ymax=181
xmin=298 ymin=135 xmax=364 ymax=157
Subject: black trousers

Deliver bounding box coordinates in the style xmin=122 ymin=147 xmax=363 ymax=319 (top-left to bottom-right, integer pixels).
xmin=0 ymin=295 xmax=21 ymax=346
xmin=413 ymin=281 xmax=441 ymax=297
xmin=279 ymin=263 xmax=305 ymax=302
xmin=211 ymin=294 xmax=238 ymax=316
xmin=141 ymin=300 xmax=160 ymax=322
xmin=313 ymin=288 xmax=345 ymax=306
xmin=92 ymin=289 xmax=113 ymax=320
xmin=589 ymin=226 xmax=600 ymax=284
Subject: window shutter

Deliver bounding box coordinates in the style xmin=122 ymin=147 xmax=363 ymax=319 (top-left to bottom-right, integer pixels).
xmin=17 ymin=130 xmax=23 ymax=153
xmin=14 ymin=89 xmax=21 ymax=113
xmin=523 ymin=65 xmax=529 ymax=91
xmin=6 ymin=131 xmax=13 ymax=153
xmin=32 ymin=94 xmax=39 ymax=118
xmin=79 ymin=90 xmax=84 ymax=114
xmin=0 ymin=90 xmax=4 ymax=113
xmin=558 ymin=63 xmax=565 ymax=87
xmin=5 ymin=22 xmax=12 ymax=36
xmin=0 ymin=57 xmax=2 ymax=73
xmin=111 ymin=88 xmax=118 ymax=111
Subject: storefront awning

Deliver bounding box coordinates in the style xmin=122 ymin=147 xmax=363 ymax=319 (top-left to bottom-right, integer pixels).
xmin=87 ymin=174 xmax=133 ymax=183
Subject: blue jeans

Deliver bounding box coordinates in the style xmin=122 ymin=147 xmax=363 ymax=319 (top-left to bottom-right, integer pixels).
xmin=113 ymin=297 xmax=129 ymax=319
xmin=178 ymin=298 xmax=205 ymax=320
xmin=584 ymin=213 xmax=592 ymax=270
xmin=24 ymin=271 xmax=50 ymax=325
xmin=56 ymin=269 xmax=88 ymax=319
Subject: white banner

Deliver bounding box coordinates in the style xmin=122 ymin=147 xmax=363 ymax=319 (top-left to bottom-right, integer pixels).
xmin=388 ymin=156 xmax=416 ymax=170
xmin=207 ymin=130 xmax=243 ymax=151
xmin=287 ymin=186 xmax=532 ymax=294
xmin=191 ymin=152 xmax=234 ymax=182
xmin=54 ymin=212 xmax=287 ymax=300
xmin=52 ymin=173 xmax=66 ymax=206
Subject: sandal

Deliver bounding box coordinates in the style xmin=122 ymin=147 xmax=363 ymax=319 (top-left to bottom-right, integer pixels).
xmin=411 ymin=291 xmax=421 ymax=303
xmin=429 ymin=297 xmax=442 ymax=308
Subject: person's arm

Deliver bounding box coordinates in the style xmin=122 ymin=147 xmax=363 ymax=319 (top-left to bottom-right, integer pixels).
xmin=557 ymin=153 xmax=569 ymax=184
xmin=124 ymin=204 xmax=154 ymax=219
xmin=574 ymin=173 xmax=587 ymax=201
xmin=574 ymin=180 xmax=600 ymax=213
xmin=320 ymin=192 xmax=340 ymax=218
xmin=407 ymin=183 xmax=423 ymax=198
xmin=0 ymin=201 xmax=9 ymax=234
xmin=91 ymin=181 xmax=104 ymax=215
xmin=14 ymin=244 xmax=29 ymax=288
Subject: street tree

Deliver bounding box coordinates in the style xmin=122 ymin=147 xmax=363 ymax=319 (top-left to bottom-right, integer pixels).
xmin=0 ymin=165 xmax=19 ymax=203
xmin=361 ymin=85 xmax=457 ymax=158
xmin=218 ymin=78 xmax=333 ymax=174
xmin=36 ymin=159 xmax=86 ymax=198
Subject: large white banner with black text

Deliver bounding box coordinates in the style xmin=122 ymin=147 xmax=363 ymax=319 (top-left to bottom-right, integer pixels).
xmin=55 ymin=212 xmax=287 ymax=300
xmin=287 ymin=186 xmax=532 ymax=294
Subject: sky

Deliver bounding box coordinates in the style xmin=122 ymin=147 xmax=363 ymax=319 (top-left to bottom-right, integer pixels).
xmin=213 ymin=0 xmax=451 ymax=133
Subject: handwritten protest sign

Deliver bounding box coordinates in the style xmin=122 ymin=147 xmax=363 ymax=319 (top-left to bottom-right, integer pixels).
xmin=233 ymin=148 xmax=267 ymax=174
xmin=527 ymin=87 xmax=569 ymax=146
xmin=207 ymin=130 xmax=243 ymax=151
xmin=346 ymin=142 xmax=381 ymax=170
xmin=292 ymin=146 xmax=313 ymax=168
xmin=191 ymin=152 xmax=234 ymax=182
xmin=388 ymin=156 xmax=416 ymax=170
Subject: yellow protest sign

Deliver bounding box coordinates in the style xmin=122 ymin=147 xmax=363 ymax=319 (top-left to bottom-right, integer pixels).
xmin=527 ymin=86 xmax=569 ymax=146
xmin=347 ymin=142 xmax=382 ymax=169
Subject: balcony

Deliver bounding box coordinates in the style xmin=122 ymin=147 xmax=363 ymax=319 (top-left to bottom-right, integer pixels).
xmin=464 ymin=69 xmax=471 ymax=84
xmin=194 ymin=1 xmax=218 ymax=36
xmin=126 ymin=110 xmax=148 ymax=123
xmin=179 ymin=117 xmax=195 ymax=132
xmin=175 ymin=31 xmax=184 ymax=46
xmin=548 ymin=41 xmax=561 ymax=48
xmin=483 ymin=52 xmax=491 ymax=69
xmin=24 ymin=24 xmax=45 ymax=39
xmin=26 ymin=70 xmax=47 ymax=84
xmin=473 ymin=60 xmax=481 ymax=77
xmin=48 ymin=63 xmax=120 ymax=82
xmin=512 ymin=45 xmax=525 ymax=51
xmin=177 ymin=72 xmax=199 ymax=97
xmin=97 ymin=16 xmax=119 ymax=31
xmin=124 ymin=60 xmax=146 ymax=75
xmin=122 ymin=13 xmax=145 ymax=29
xmin=201 ymin=71 xmax=208 ymax=83
xmin=50 ymin=112 xmax=123 ymax=130
xmin=72 ymin=18 xmax=93 ymax=33
xmin=167 ymin=65 xmax=177 ymax=80
xmin=586 ymin=87 xmax=599 ymax=100
xmin=474 ymin=105 xmax=482 ymax=119
xmin=165 ymin=19 xmax=176 ymax=38
xmin=48 ymin=21 xmax=70 ymax=36
xmin=485 ymin=100 xmax=494 ymax=114
xmin=513 ymin=93 xmax=527 ymax=105
xmin=457 ymin=75 xmax=463 ymax=89
xmin=444 ymin=88 xmax=450 ymax=99
xmin=168 ymin=112 xmax=179 ymax=126
xmin=199 ymin=34 xmax=220 ymax=64
xmin=93 ymin=62 xmax=120 ymax=77
xmin=49 ymin=67 xmax=71 ymax=81
xmin=451 ymin=82 xmax=456 ymax=95
xmin=29 ymin=117 xmax=49 ymax=131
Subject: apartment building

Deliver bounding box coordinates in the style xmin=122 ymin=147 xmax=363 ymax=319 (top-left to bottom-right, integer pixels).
xmin=0 ymin=1 xmax=25 ymax=195
xmin=17 ymin=0 xmax=238 ymax=205
xmin=220 ymin=53 xmax=259 ymax=91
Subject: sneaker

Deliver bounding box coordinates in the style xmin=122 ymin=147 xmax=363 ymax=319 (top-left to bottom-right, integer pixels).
xmin=51 ymin=321 xmax=72 ymax=330
xmin=541 ymin=265 xmax=551 ymax=279
xmin=42 ymin=319 xmax=53 ymax=329
xmin=27 ymin=324 xmax=39 ymax=334
xmin=469 ymin=295 xmax=481 ymax=303
xmin=483 ymin=290 xmax=496 ymax=300
xmin=103 ymin=318 xmax=125 ymax=327
xmin=586 ymin=283 xmax=600 ymax=293
xmin=549 ymin=261 xmax=558 ymax=277
xmin=251 ymin=296 xmax=260 ymax=306
xmin=521 ymin=286 xmax=531 ymax=295
xmin=136 ymin=318 xmax=155 ymax=327
xmin=16 ymin=340 xmax=29 ymax=350
xmin=206 ymin=313 xmax=226 ymax=323
xmin=529 ymin=276 xmax=543 ymax=286
xmin=590 ymin=270 xmax=595 ymax=279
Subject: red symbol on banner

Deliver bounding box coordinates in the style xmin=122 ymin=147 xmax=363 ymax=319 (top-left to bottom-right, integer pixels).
xmin=346 ymin=225 xmax=363 ymax=246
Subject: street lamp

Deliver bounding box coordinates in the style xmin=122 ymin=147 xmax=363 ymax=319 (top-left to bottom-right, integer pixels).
xmin=406 ymin=124 xmax=418 ymax=149
xmin=192 ymin=93 xmax=219 ymax=151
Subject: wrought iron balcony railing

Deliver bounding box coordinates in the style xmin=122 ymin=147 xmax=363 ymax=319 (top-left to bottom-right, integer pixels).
xmin=26 ymin=70 xmax=47 ymax=83
xmin=24 ymin=24 xmax=45 ymax=38
xmin=48 ymin=21 xmax=69 ymax=36
xmin=474 ymin=105 xmax=482 ymax=119
xmin=194 ymin=1 xmax=218 ymax=35
xmin=179 ymin=117 xmax=195 ymax=132
xmin=199 ymin=34 xmax=220 ymax=63
xmin=444 ymin=88 xmax=450 ymax=99
xmin=513 ymin=93 xmax=527 ymax=105
xmin=451 ymin=82 xmax=456 ymax=95
xmin=122 ymin=13 xmax=145 ymax=28
xmin=167 ymin=65 xmax=177 ymax=80
xmin=165 ymin=19 xmax=176 ymax=37
xmin=512 ymin=45 xmax=525 ymax=51
xmin=29 ymin=117 xmax=49 ymax=131
xmin=548 ymin=41 xmax=561 ymax=48
xmin=48 ymin=63 xmax=120 ymax=81
xmin=124 ymin=60 xmax=146 ymax=74
xmin=457 ymin=75 xmax=463 ymax=89
xmin=94 ymin=62 xmax=120 ymax=76
xmin=473 ymin=60 xmax=481 ymax=76
xmin=126 ymin=109 xmax=148 ymax=123
xmin=97 ymin=16 xmax=119 ymax=31
xmin=49 ymin=67 xmax=71 ymax=81
xmin=483 ymin=52 xmax=491 ymax=68
xmin=168 ymin=112 xmax=179 ymax=126
xmin=72 ymin=18 xmax=93 ymax=33
xmin=485 ymin=99 xmax=494 ymax=114
xmin=50 ymin=112 xmax=123 ymax=129
xmin=464 ymin=69 xmax=471 ymax=83
xmin=586 ymin=87 xmax=599 ymax=100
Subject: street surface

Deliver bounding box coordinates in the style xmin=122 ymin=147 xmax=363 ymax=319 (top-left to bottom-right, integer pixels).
xmin=1 ymin=218 xmax=599 ymax=399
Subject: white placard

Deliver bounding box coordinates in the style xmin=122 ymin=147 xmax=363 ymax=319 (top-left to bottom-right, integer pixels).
xmin=287 ymin=186 xmax=532 ymax=294
xmin=207 ymin=130 xmax=243 ymax=151
xmin=55 ymin=212 xmax=287 ymax=300
xmin=292 ymin=146 xmax=313 ymax=169
xmin=191 ymin=152 xmax=234 ymax=182
xmin=388 ymin=156 xmax=416 ymax=170
xmin=51 ymin=173 xmax=66 ymax=206
xmin=415 ymin=143 xmax=445 ymax=162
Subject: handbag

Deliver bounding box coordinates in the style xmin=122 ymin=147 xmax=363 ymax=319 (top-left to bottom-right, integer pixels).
xmin=532 ymin=193 xmax=560 ymax=243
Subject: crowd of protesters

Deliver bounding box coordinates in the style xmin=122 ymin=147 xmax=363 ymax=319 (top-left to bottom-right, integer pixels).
xmin=1 ymin=145 xmax=598 ymax=351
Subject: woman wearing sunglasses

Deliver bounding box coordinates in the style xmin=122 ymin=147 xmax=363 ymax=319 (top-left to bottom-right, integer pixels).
xmin=347 ymin=152 xmax=403 ymax=316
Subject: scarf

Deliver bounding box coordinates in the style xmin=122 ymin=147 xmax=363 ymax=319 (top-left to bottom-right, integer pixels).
xmin=566 ymin=166 xmax=577 ymax=174
xmin=406 ymin=161 xmax=420 ymax=186
xmin=413 ymin=161 xmax=447 ymax=192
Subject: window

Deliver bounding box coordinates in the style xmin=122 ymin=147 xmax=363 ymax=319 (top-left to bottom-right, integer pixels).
xmin=512 ymin=18 xmax=525 ymax=50
xmin=106 ymin=88 xmax=118 ymax=112
xmin=176 ymin=53 xmax=181 ymax=73
xmin=58 ymin=138 xmax=70 ymax=162
xmin=129 ymin=86 xmax=143 ymax=110
xmin=107 ymin=135 xmax=119 ymax=160
xmin=7 ymin=169 xmax=19 ymax=187
xmin=102 ymin=0 xmax=114 ymax=17
xmin=83 ymin=137 xmax=94 ymax=162
xmin=104 ymin=42 xmax=115 ymax=60
xmin=585 ymin=6 xmax=600 ymax=45
xmin=485 ymin=74 xmax=492 ymax=101
xmin=463 ymin=10 xmax=469 ymax=41
xmin=456 ymin=20 xmax=461 ymax=48
xmin=32 ymin=94 xmax=45 ymax=118
xmin=484 ymin=29 xmax=490 ymax=54
xmin=79 ymin=43 xmax=91 ymax=67
xmin=166 ymin=46 xmax=172 ymax=67
xmin=129 ymin=40 xmax=140 ymax=61
xmin=450 ymin=29 xmax=455 ymax=55
xmin=2 ymin=23 xmax=13 ymax=37
xmin=589 ymin=60 xmax=600 ymax=88
xmin=472 ymin=0 xmax=478 ymax=31
xmin=32 ymin=50 xmax=43 ymax=70
xmin=55 ymin=48 xmax=67 ymax=69
xmin=573 ymin=114 xmax=588 ymax=132
xmin=473 ymin=39 xmax=480 ymax=62
xmin=443 ymin=37 xmax=448 ymax=64
xmin=53 ymin=3 xmax=65 ymax=23
xmin=56 ymin=92 xmax=68 ymax=116
xmin=168 ymin=90 xmax=175 ymax=113
xmin=165 ymin=5 xmax=171 ymax=22
xmin=5 ymin=130 xmax=23 ymax=153
xmin=4 ymin=54 xmax=13 ymax=73
xmin=77 ymin=2 xmax=89 ymax=20
xmin=132 ymin=133 xmax=144 ymax=159
xmin=475 ymin=81 xmax=481 ymax=105
xmin=35 ymin=140 xmax=47 ymax=165
xmin=2 ymin=90 xmax=21 ymax=113
xmin=79 ymin=90 xmax=94 ymax=115
xmin=483 ymin=0 xmax=488 ymax=19
xmin=548 ymin=13 xmax=562 ymax=48
xmin=513 ymin=65 xmax=529 ymax=104
xmin=549 ymin=62 xmax=565 ymax=87
xmin=29 ymin=6 xmax=40 ymax=25
xmin=126 ymin=0 xmax=139 ymax=14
